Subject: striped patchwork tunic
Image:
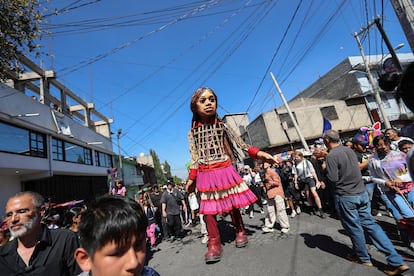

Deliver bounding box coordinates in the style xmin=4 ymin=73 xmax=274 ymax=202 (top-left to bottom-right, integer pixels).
xmin=188 ymin=120 xmax=259 ymax=215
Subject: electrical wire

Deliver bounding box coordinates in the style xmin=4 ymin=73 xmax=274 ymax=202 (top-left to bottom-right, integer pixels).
xmin=123 ymin=0 xmax=274 ymax=152
xmin=34 ymin=0 xmax=403 ymax=160
xmin=57 ymin=0 xmax=221 ymax=76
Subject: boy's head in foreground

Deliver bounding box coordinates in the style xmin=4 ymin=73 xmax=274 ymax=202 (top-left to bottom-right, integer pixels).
xmin=75 ymin=195 xmax=148 ymax=276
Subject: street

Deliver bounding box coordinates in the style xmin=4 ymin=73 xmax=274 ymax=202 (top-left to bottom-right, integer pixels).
xmin=147 ymin=207 xmax=414 ymax=276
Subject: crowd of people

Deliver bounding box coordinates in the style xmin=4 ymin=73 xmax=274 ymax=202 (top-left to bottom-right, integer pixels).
xmin=1 ymin=134 xmax=413 ymax=276
xmin=2 ymin=63 xmax=414 ymax=275
xmin=0 ymin=191 xmax=160 ymax=276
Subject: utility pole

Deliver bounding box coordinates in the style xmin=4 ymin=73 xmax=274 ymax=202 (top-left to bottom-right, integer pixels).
xmin=270 ymin=89 xmax=294 ymax=151
xmin=374 ymin=18 xmax=403 ymax=72
xmin=270 ymin=72 xmax=309 ymax=152
xmin=274 ymin=107 xmax=294 ymax=151
xmin=354 ymin=32 xmax=392 ymax=129
xmin=390 ymin=0 xmax=414 ymax=54
xmin=117 ymin=128 xmax=123 ymax=179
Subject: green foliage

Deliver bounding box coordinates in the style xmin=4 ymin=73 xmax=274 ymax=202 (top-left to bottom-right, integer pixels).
xmin=0 ymin=0 xmax=42 ymax=80
xmin=150 ymin=149 xmax=165 ymax=185
xmin=163 ymin=161 xmax=172 ymax=180
xmin=149 ymin=149 xmax=183 ymax=185
xmin=173 ymin=175 xmax=183 ymax=184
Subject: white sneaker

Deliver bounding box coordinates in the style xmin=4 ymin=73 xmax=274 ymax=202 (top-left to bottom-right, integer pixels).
xmin=409 ymin=240 xmax=414 ymax=250
xmin=291 ymin=211 xmax=297 ymax=218
xmin=260 ymin=208 xmax=265 ymax=214
xmin=201 ymin=235 xmax=209 ymax=244
xmin=249 ymin=211 xmax=254 ymax=218
xmin=262 ymin=227 xmax=275 ymax=233
xmin=296 ymin=206 xmax=301 ymax=214
xmin=262 ymin=200 xmax=268 ymax=205
xmin=281 ymin=228 xmax=289 ymax=233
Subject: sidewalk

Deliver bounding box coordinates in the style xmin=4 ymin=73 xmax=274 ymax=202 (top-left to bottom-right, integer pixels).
xmin=146 ymin=208 xmax=414 ymax=276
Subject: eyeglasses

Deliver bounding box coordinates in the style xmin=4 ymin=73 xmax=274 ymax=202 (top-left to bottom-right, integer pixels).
xmin=4 ymin=208 xmax=32 ymax=220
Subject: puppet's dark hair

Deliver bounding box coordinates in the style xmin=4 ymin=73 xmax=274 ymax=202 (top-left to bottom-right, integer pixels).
xmin=190 ymin=87 xmax=242 ymax=163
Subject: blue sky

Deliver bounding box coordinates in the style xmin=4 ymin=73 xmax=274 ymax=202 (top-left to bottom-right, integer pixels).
xmin=32 ymin=0 xmax=410 ymax=179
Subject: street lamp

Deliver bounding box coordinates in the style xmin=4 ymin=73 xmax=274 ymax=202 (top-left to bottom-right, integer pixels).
xmin=116 ymin=128 xmax=123 ymax=179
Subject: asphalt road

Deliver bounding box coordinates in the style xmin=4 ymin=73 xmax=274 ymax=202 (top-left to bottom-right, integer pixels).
xmin=146 ymin=206 xmax=414 ymax=276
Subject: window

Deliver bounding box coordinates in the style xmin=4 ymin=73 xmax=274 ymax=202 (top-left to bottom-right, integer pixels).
xmin=320 ymin=106 xmax=339 ymax=120
xmin=52 ymin=138 xmax=64 ymax=161
xmin=30 ymin=132 xmax=46 ymax=157
xmin=279 ymin=112 xmax=297 ymax=129
xmin=0 ymin=121 xmax=46 ymax=158
xmin=382 ymin=95 xmax=391 ymax=108
xmin=52 ymin=138 xmax=92 ymax=165
xmin=95 ymin=151 xmax=113 ymax=168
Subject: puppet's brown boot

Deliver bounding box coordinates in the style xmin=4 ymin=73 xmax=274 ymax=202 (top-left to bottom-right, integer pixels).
xmin=204 ymin=237 xmax=223 ymax=264
xmin=229 ymin=208 xmax=248 ymax=248
xmin=235 ymin=230 xmax=248 ymax=248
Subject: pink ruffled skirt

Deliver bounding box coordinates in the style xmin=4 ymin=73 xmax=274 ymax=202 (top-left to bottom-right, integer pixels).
xmin=196 ymin=163 xmax=257 ymax=215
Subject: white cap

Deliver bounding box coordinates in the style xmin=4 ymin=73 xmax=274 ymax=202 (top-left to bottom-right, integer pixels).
xmin=162 ymin=185 xmax=167 ymax=189
xmin=244 ymin=165 xmax=250 ymax=169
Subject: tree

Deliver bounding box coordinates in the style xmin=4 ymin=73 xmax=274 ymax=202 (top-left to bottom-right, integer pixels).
xmin=0 ymin=0 xmax=42 ymax=80
xmin=173 ymin=175 xmax=183 ymax=184
xmin=163 ymin=161 xmax=172 ymax=180
xmin=149 ymin=149 xmax=165 ymax=185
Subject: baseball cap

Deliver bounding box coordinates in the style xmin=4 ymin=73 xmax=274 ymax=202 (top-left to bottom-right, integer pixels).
xmin=351 ymin=133 xmax=368 ymax=146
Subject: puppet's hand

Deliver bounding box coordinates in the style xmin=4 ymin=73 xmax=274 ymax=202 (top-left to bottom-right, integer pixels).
xmin=257 ymin=151 xmax=279 ymax=165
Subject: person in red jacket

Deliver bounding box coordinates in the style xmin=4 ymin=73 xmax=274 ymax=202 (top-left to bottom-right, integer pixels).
xmin=185 ymin=87 xmax=278 ymax=264
xmin=261 ymin=161 xmax=290 ymax=234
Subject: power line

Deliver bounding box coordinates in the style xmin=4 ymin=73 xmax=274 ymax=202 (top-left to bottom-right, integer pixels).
xmin=244 ymin=0 xmax=304 ymax=114
xmin=57 ymin=0 xmax=221 ymax=76
xmin=123 ymin=0 xmax=272 ymax=152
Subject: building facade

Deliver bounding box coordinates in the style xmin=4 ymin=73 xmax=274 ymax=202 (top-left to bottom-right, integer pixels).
xmin=0 ymin=54 xmax=159 ymax=214
xmin=225 ymin=53 xmax=414 ymax=156
xmin=0 ymin=83 xmax=115 ymax=216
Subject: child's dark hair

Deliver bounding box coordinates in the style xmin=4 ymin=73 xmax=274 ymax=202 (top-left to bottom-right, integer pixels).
xmin=78 ymin=195 xmax=148 ymax=257
xmin=372 ymin=134 xmax=391 ymax=147
xmin=64 ymin=206 xmax=82 ymax=228
xmin=398 ymin=139 xmax=414 ymax=150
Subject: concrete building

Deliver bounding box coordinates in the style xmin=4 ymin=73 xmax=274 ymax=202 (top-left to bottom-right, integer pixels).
xmin=0 ymin=83 xmax=114 ymax=216
xmin=0 ymin=55 xmax=117 ymax=216
xmin=226 ymin=53 xmax=414 ymax=155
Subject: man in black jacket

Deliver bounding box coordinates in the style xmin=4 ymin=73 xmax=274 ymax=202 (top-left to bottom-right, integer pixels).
xmin=0 ymin=191 xmax=81 ymax=275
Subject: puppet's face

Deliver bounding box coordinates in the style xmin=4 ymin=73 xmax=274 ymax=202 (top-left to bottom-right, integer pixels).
xmin=195 ymin=89 xmax=217 ymax=121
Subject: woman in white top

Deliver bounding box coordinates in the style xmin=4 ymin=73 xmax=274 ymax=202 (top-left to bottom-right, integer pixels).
xmin=292 ymin=151 xmax=325 ymax=218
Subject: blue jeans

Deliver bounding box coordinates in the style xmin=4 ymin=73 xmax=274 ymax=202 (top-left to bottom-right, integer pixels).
xmin=365 ymin=182 xmax=376 ymax=201
xmin=336 ymin=192 xmax=404 ymax=266
xmin=385 ymin=190 xmax=414 ymax=220
xmin=381 ymin=193 xmax=403 ymax=220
